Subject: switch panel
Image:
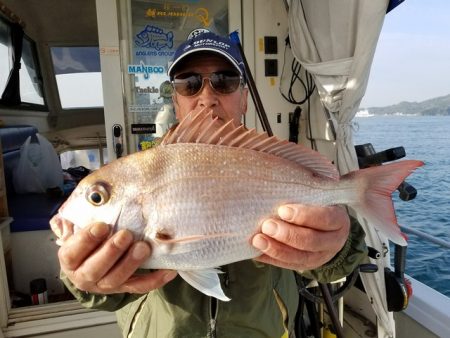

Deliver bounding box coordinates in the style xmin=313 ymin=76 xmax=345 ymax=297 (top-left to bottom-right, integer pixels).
xmin=264 ymin=59 xmax=278 ymax=77
xmin=264 ymin=36 xmax=278 ymax=54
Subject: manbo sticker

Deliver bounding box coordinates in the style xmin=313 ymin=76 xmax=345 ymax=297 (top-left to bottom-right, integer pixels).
xmin=135 ymin=25 xmax=174 ymax=50
xmin=128 ymin=61 xmax=165 ymax=79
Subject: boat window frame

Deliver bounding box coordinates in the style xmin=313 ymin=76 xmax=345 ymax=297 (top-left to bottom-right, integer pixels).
xmin=0 ymin=15 xmax=47 ymax=111
xmin=0 ymin=16 xmax=11 ymax=97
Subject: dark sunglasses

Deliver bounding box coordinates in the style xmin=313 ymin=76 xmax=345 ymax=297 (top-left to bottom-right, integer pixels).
xmin=171 ymin=71 xmax=243 ymax=97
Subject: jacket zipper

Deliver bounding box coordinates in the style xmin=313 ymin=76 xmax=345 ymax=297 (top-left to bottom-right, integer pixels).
xmin=209 ymin=297 xmax=219 ymax=338
xmin=209 ymin=268 xmax=229 ymax=337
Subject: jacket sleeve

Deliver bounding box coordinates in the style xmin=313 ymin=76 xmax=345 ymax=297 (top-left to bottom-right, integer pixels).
xmin=301 ymin=216 xmax=368 ymax=283
xmin=60 ymin=272 xmax=139 ymax=311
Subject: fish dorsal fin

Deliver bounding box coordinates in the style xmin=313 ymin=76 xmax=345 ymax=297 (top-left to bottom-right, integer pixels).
xmin=161 ymin=110 xmax=339 ymax=180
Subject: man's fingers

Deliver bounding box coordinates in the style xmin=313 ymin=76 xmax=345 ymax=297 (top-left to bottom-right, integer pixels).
xmin=58 ymin=222 xmax=111 ymax=270
xmin=252 ymin=234 xmax=331 ymax=270
xmin=74 ymin=230 xmax=134 ymax=286
xmin=96 ymin=241 xmax=151 ymax=290
xmin=259 ymin=219 xmax=344 ymax=252
xmin=278 ymin=204 xmax=348 ymax=231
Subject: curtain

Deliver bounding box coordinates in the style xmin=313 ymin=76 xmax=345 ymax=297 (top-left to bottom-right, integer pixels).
xmin=288 ymin=0 xmax=396 ymax=336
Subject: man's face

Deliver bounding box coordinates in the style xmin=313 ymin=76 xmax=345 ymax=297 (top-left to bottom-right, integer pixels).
xmin=172 ymin=53 xmax=248 ymax=126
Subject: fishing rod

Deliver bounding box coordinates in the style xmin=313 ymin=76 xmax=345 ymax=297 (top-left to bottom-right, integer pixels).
xmin=229 ymin=31 xmax=273 ymax=137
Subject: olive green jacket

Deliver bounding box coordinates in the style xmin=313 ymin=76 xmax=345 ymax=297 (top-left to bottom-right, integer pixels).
xmin=62 ymin=219 xmax=366 ymax=338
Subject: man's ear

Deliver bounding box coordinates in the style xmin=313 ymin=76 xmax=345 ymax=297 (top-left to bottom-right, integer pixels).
xmin=172 ymin=94 xmax=182 ymax=120
xmin=240 ymin=88 xmax=249 ymax=113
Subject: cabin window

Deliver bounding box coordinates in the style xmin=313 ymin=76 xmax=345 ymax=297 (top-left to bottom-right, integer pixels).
xmin=0 ymin=16 xmax=45 ymax=108
xmin=20 ymin=37 xmax=44 ymax=105
xmin=0 ymin=19 xmax=11 ymax=95
xmin=50 ymin=46 xmax=104 ymax=109
xmin=60 ymin=148 xmax=108 ymax=170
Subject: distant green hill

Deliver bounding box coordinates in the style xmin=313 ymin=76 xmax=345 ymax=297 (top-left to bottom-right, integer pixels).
xmin=363 ymin=94 xmax=450 ymax=116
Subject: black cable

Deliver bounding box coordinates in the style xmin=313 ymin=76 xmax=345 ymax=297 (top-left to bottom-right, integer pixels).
xmin=319 ymin=283 xmax=345 ymax=338
xmin=279 ymin=40 xmax=315 ymax=105
xmin=306 ymin=88 xmax=316 ymax=150
xmin=280 ymin=38 xmax=317 ymax=150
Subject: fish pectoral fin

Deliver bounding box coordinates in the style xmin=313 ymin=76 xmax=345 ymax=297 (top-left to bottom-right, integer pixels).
xmin=178 ymin=269 xmax=231 ymax=302
xmin=154 ymin=232 xmax=235 ymax=244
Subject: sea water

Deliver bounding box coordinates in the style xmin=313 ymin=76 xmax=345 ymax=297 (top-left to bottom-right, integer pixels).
xmin=353 ymin=115 xmax=450 ymax=297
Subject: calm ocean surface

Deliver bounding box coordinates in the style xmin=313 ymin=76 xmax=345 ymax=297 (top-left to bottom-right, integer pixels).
xmin=353 ymin=115 xmax=450 ymax=297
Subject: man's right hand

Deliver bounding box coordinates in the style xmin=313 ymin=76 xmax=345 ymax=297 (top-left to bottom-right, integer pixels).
xmin=51 ymin=218 xmax=177 ymax=294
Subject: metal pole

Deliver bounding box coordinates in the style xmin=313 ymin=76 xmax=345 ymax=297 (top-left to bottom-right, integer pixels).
xmin=401 ymin=225 xmax=450 ymax=249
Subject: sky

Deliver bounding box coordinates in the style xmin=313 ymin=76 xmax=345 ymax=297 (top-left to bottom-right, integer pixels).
xmin=360 ymin=0 xmax=450 ymax=108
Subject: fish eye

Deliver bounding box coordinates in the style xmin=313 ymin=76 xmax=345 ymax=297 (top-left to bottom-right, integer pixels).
xmin=90 ymin=192 xmax=102 ymax=204
xmin=86 ymin=182 xmax=111 ymax=206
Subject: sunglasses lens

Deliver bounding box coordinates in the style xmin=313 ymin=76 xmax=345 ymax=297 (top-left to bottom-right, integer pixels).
xmin=173 ymin=73 xmax=203 ymax=96
xmin=173 ymin=71 xmax=242 ymax=96
xmin=210 ymin=71 xmax=241 ymax=94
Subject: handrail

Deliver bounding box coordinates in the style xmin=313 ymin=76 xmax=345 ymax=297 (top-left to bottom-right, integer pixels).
xmin=401 ymin=225 xmax=450 ymax=250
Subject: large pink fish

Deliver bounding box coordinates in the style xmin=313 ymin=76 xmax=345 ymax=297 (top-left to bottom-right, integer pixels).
xmin=52 ymin=110 xmax=423 ymax=300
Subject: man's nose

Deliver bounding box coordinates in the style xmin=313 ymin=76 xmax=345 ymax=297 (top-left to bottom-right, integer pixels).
xmin=197 ymin=79 xmax=218 ymax=108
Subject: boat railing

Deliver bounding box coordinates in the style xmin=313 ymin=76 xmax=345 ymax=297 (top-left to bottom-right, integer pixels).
xmin=401 ymin=225 xmax=450 ymax=250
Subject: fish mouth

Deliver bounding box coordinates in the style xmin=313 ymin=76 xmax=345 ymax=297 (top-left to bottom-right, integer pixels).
xmin=52 ymin=201 xmax=123 ymax=245
xmin=50 ymin=213 xmax=74 ymax=246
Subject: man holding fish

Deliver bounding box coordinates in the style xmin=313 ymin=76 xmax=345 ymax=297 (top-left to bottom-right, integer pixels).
xmin=51 ymin=31 xmax=420 ymax=337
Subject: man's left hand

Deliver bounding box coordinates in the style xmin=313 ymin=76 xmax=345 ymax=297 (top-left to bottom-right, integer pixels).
xmin=252 ymin=204 xmax=350 ymax=271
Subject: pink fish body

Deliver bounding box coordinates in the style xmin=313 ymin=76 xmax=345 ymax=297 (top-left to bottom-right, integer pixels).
xmin=54 ymin=110 xmax=423 ymax=300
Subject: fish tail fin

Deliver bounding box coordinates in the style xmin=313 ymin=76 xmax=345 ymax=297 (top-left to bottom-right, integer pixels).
xmin=343 ymin=160 xmax=424 ymax=246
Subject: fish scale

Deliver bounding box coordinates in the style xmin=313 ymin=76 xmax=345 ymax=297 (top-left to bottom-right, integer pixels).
xmin=140 ymin=148 xmax=351 ymax=270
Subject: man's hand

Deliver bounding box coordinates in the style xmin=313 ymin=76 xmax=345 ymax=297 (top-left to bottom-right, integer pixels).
xmin=50 ymin=217 xmax=177 ymax=294
xmin=252 ymin=204 xmax=350 ymax=271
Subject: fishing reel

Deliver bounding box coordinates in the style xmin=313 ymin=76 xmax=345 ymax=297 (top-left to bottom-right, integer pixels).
xmin=355 ymin=143 xmax=417 ymax=201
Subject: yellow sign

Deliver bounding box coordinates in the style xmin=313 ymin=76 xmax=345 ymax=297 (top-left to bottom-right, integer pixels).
xmin=140 ymin=140 xmax=159 ymax=150
xmin=146 ymin=7 xmax=210 ymax=27
xmin=259 ymin=38 xmax=264 ymax=52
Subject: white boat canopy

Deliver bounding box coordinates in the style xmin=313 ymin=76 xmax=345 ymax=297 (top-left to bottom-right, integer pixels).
xmin=288 ymin=0 xmax=395 ymax=336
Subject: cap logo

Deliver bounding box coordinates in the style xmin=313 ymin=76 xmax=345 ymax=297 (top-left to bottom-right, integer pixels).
xmin=187 ymin=28 xmax=210 ymax=40
xmin=192 ymin=39 xmax=230 ymax=50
